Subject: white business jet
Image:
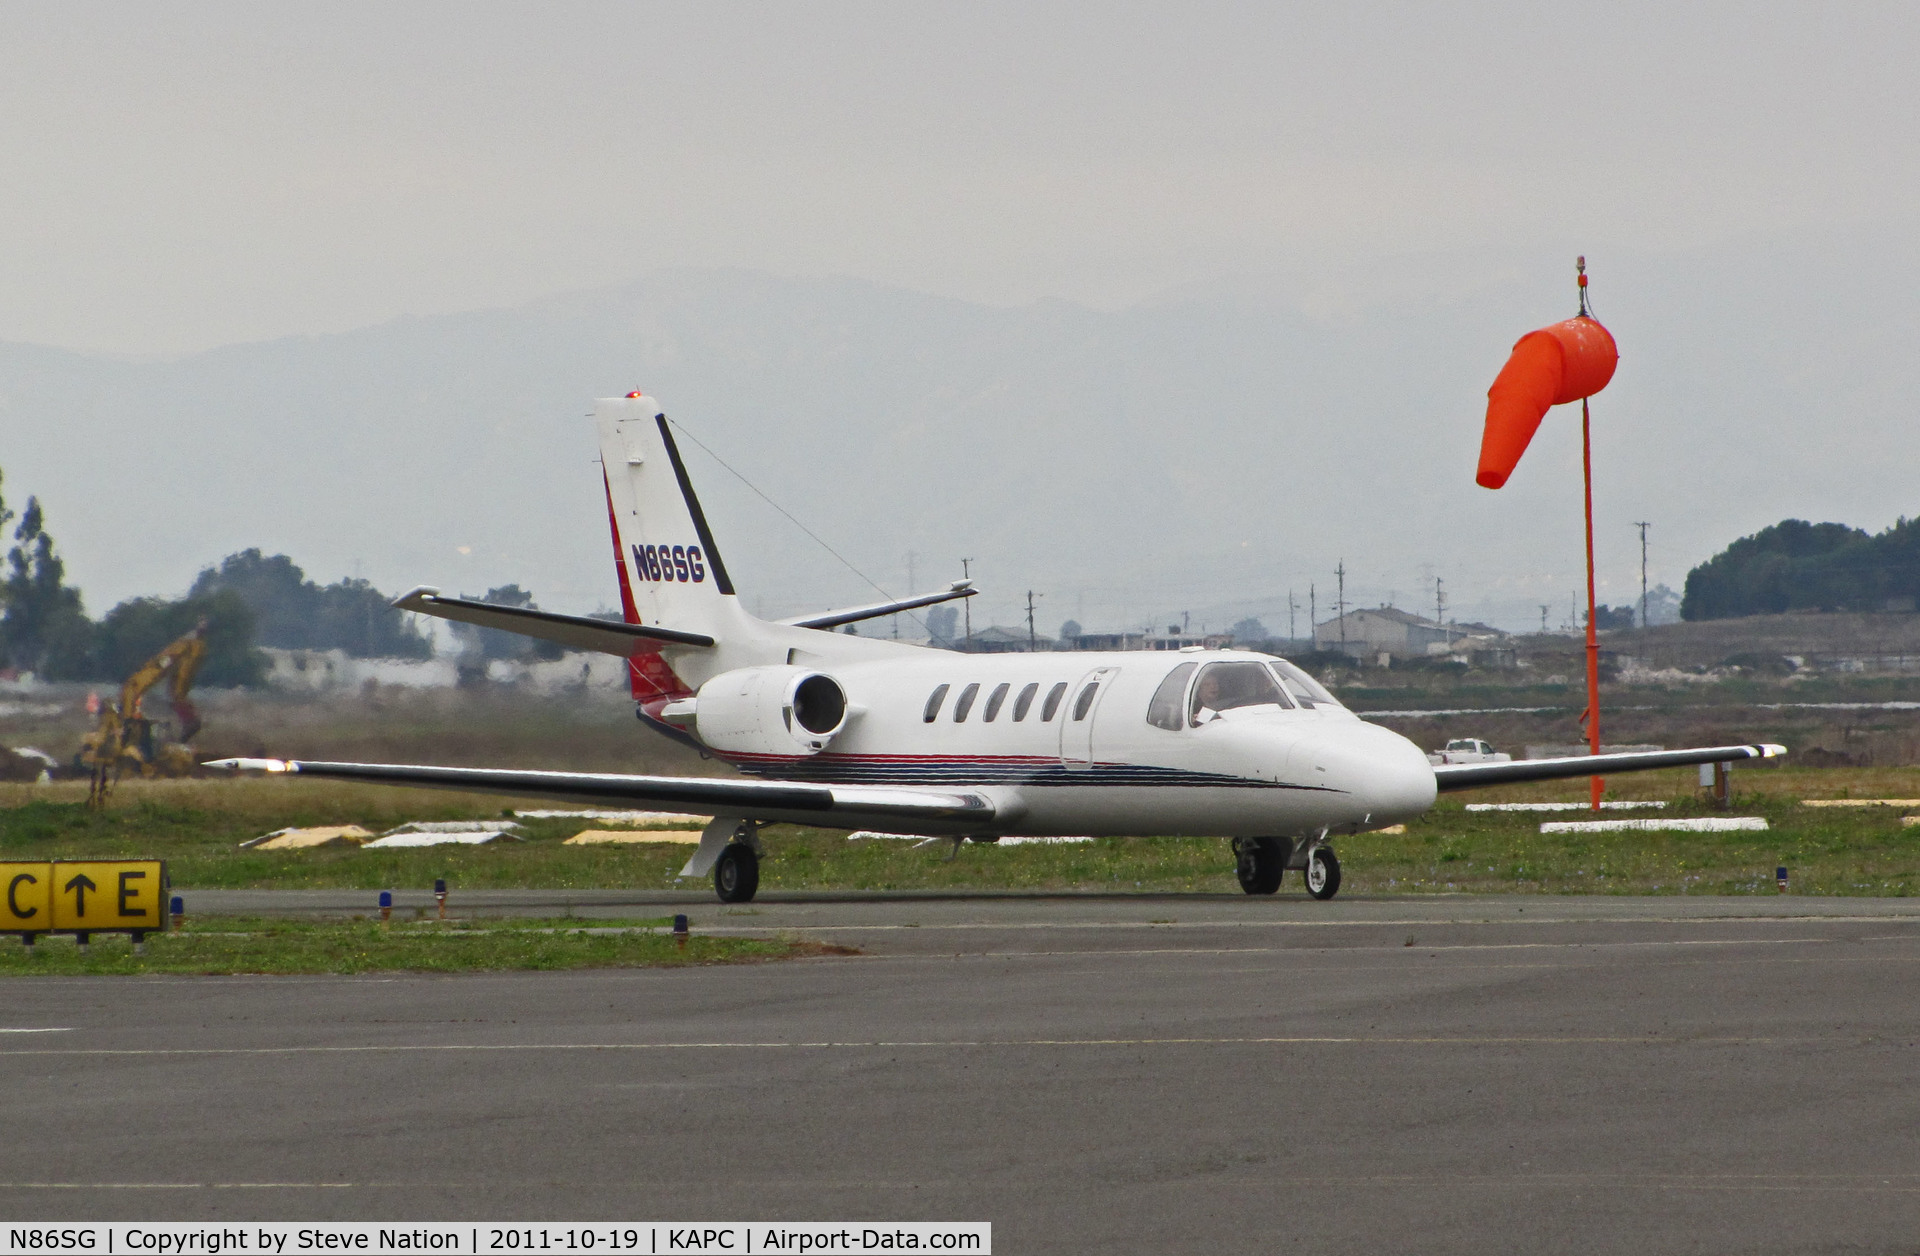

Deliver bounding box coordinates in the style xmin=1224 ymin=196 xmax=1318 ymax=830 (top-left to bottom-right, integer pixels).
xmin=210 ymin=394 xmax=1783 ymax=902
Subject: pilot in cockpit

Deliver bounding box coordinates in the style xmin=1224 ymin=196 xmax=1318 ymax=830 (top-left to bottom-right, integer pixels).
xmin=1190 ymin=662 xmax=1290 ymax=726
xmin=1191 ymin=669 xmax=1230 ymax=725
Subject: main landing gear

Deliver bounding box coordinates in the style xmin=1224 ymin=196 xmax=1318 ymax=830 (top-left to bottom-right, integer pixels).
xmin=1233 ymin=836 xmax=1341 ymax=900
xmin=714 ymin=839 xmax=760 ymax=903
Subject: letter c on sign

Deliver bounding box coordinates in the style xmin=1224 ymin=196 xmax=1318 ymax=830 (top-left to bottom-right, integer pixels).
xmin=7 ymin=871 xmax=37 ymax=919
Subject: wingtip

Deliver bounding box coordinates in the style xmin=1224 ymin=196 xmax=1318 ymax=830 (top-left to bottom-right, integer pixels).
xmin=390 ymin=585 xmax=441 ymax=610
xmin=203 ymin=757 xmax=296 ymax=773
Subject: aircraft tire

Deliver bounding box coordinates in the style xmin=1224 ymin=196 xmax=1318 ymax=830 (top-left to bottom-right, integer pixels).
xmin=1305 ymin=846 xmax=1342 ymax=901
xmin=1234 ymin=837 xmax=1284 ymax=895
xmin=714 ymin=844 xmax=760 ymax=903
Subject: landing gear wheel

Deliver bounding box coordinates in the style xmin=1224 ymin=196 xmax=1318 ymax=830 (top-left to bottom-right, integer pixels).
xmin=1234 ymin=837 xmax=1285 ymax=896
xmin=714 ymin=843 xmax=760 ymax=903
xmin=1304 ymin=846 xmax=1342 ymax=901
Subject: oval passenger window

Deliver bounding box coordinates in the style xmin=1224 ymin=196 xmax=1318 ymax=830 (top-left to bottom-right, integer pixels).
xmin=923 ymin=684 xmax=950 ymax=722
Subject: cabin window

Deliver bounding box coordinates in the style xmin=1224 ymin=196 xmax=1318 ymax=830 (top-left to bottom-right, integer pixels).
xmin=1267 ymin=659 xmax=1341 ymax=709
xmin=923 ymin=684 xmax=950 ymax=722
xmin=1011 ymin=682 xmax=1039 ymax=721
xmin=1146 ymin=662 xmax=1199 ymax=730
xmin=953 ymin=682 xmax=981 ymax=721
xmin=1072 ymin=680 xmax=1101 ymax=720
xmin=982 ymin=682 xmax=1010 ymax=721
xmin=1189 ymin=661 xmax=1289 ymax=726
xmin=1040 ymin=681 xmax=1069 ymax=721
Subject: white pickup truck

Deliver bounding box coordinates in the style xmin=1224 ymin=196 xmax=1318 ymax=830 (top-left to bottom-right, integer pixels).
xmin=1427 ymin=738 xmax=1514 ymax=766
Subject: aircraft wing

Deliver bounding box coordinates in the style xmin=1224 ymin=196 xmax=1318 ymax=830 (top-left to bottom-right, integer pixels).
xmin=392 ymin=587 xmax=714 ymax=654
xmin=1433 ymin=743 xmax=1785 ymax=792
xmin=781 ymin=581 xmax=976 ymax=630
xmin=204 ymin=758 xmax=998 ymax=831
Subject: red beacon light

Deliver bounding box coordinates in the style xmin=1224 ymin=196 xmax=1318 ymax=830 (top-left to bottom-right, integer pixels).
xmin=626 ymin=391 xmax=645 ymax=399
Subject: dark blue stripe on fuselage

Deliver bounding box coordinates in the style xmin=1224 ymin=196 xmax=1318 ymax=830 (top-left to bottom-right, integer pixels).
xmin=723 ymin=756 xmax=1342 ymax=792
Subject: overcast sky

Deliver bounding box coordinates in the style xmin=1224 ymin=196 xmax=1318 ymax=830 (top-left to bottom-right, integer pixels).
xmin=2 ymin=3 xmax=1916 ymax=636
xmin=3 ymin=2 xmax=1914 ymax=355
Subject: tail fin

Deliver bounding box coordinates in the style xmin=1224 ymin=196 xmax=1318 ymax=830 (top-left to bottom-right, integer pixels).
xmin=597 ymin=394 xmax=743 ymax=654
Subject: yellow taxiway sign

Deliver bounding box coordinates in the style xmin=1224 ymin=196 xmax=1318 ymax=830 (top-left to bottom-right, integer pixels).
xmin=2 ymin=860 xmax=167 ymax=934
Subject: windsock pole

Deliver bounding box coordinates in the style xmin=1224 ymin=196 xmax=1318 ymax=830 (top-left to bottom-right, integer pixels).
xmin=1576 ymin=258 xmax=1603 ymax=810
xmin=1581 ymin=395 xmax=1603 ymax=810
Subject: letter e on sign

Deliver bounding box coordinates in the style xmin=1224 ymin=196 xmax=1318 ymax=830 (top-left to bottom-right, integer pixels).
xmin=2 ymin=862 xmax=52 ymax=930
xmin=50 ymin=860 xmax=167 ymax=931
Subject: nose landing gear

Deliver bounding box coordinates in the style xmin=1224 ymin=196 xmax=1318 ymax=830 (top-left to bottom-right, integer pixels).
xmin=1303 ymin=845 xmax=1342 ymax=900
xmin=1232 ymin=836 xmax=1342 ymax=900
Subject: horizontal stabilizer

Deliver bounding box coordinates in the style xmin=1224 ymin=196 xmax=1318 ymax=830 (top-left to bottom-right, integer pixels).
xmin=782 ymin=581 xmax=976 ymax=630
xmin=1434 ymin=743 xmax=1785 ymax=792
xmin=204 ymin=757 xmax=999 ymax=833
xmin=392 ymin=587 xmax=714 ymax=655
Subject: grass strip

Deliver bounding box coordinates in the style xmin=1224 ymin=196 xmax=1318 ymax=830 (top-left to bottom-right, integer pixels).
xmin=0 ymin=916 xmax=839 ymax=976
xmin=6 ymin=767 xmax=1920 ymax=896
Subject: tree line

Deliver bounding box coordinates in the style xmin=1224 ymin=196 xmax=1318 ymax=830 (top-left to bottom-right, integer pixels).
xmin=1682 ymin=517 xmax=1920 ymax=620
xmin=0 ymin=471 xmax=461 ymax=686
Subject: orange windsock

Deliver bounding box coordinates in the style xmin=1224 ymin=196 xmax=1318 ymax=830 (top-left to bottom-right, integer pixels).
xmin=1475 ymin=316 xmax=1618 ymax=488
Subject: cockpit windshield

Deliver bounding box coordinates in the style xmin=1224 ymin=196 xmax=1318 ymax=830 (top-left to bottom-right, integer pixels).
xmin=1267 ymin=658 xmax=1342 ymax=710
xmin=1189 ymin=661 xmax=1292 ymax=725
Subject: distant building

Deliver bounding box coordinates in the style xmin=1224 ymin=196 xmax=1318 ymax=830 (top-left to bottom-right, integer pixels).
xmin=1313 ymin=607 xmax=1508 ymax=663
xmin=261 ymin=647 xmax=630 ymax=692
xmin=1062 ymin=627 xmax=1233 ymax=652
xmin=262 ymin=647 xmax=458 ymax=691
xmin=955 ymin=626 xmax=1053 ymax=654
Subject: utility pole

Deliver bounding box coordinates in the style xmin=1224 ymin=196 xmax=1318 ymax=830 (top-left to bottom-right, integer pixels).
xmin=1025 ymin=591 xmax=1043 ymax=652
xmin=1309 ymin=584 xmax=1317 ymax=647
xmin=1182 ymin=610 xmax=1190 ymax=636
xmin=1539 ymin=604 xmax=1550 ymax=634
xmin=1634 ymin=522 xmax=1650 ymax=629
xmin=960 ymin=557 xmax=975 ymax=643
xmin=1335 ymin=560 xmax=1348 ymax=655
xmin=1287 ymin=589 xmax=1298 ymax=642
xmin=1435 ymin=576 xmax=1447 ymax=643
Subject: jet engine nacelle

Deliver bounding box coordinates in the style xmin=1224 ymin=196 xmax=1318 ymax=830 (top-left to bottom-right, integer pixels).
xmin=692 ymin=665 xmax=849 ymax=757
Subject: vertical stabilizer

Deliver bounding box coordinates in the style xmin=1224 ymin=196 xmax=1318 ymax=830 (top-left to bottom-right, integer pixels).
xmin=596 ymin=395 xmax=742 ymax=645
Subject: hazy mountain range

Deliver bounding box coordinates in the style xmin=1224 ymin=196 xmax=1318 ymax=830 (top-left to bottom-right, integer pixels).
xmin=3 ymin=240 xmax=1911 ymax=638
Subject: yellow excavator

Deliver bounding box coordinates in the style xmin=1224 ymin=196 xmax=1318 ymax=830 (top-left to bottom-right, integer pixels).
xmin=79 ymin=620 xmax=208 ymax=807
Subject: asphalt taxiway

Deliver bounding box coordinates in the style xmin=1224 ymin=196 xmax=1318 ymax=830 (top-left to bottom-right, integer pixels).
xmin=3 ymin=894 xmax=1918 ymax=1252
